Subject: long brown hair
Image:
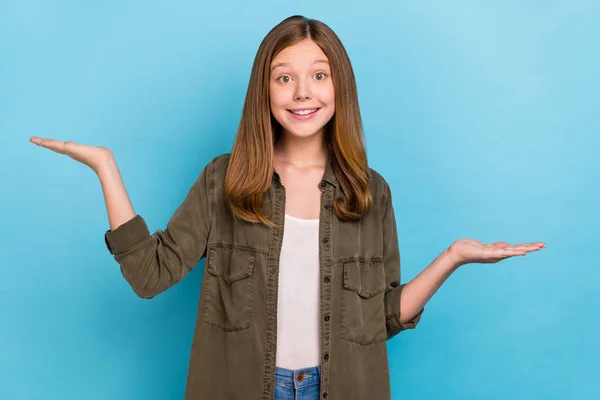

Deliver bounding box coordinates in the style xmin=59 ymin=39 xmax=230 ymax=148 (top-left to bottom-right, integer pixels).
xmin=224 ymin=15 xmax=372 ymax=228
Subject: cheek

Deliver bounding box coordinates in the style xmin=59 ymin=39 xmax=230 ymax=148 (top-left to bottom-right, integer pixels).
xmin=322 ymin=85 xmax=335 ymax=117
xmin=269 ymin=85 xmax=286 ymax=110
xmin=319 ymin=83 xmax=335 ymax=105
xmin=269 ymin=88 xmax=287 ymax=126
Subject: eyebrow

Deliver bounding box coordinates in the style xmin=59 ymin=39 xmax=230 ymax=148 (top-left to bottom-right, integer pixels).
xmin=270 ymin=59 xmax=329 ymax=72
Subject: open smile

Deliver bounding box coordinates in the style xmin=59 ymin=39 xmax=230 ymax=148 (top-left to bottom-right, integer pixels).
xmin=287 ymin=108 xmax=321 ymax=120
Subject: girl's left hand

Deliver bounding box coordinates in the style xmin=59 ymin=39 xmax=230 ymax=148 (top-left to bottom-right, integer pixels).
xmin=449 ymin=239 xmax=545 ymax=267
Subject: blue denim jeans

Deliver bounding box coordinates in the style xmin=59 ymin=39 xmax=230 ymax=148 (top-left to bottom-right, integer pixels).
xmin=274 ymin=366 xmax=320 ymax=400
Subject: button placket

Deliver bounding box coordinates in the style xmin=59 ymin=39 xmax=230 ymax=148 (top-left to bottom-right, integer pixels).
xmin=261 ymin=183 xmax=286 ymax=399
xmin=318 ymin=183 xmax=334 ymax=400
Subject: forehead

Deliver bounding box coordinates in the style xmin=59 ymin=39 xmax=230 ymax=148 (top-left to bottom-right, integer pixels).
xmin=271 ymin=39 xmax=329 ymax=69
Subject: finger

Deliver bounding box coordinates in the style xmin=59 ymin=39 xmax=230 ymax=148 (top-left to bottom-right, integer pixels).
xmin=502 ymin=247 xmax=531 ymax=255
xmin=32 ymin=138 xmax=67 ymax=154
xmin=500 ymin=242 xmax=540 ymax=249
xmin=512 ymin=242 xmax=545 ymax=248
xmin=30 ymin=136 xmax=59 ymax=145
xmin=487 ymin=242 xmax=509 ymax=248
xmin=509 ymin=244 xmax=544 ymax=252
xmin=493 ymin=242 xmax=543 ymax=250
xmin=29 ymin=136 xmax=44 ymax=145
xmin=485 ymin=247 xmax=527 ymax=257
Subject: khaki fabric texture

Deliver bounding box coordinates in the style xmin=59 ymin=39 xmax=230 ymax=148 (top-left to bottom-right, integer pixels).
xmin=104 ymin=153 xmax=423 ymax=400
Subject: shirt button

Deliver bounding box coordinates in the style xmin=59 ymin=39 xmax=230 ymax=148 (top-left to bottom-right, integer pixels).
xmin=323 ymin=276 xmax=330 ymax=283
xmin=323 ymin=393 xmax=328 ymax=398
xmin=324 ymin=203 xmax=331 ymax=210
xmin=319 ymin=182 xmax=326 ymax=188
xmin=324 ymin=315 xmax=330 ymax=321
xmin=296 ymin=373 xmax=304 ymax=382
xmin=322 ymin=237 xmax=329 ymax=244
xmin=324 ymin=353 xmax=329 ymax=360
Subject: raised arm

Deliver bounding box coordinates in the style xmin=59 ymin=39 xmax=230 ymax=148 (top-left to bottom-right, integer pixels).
xmin=30 ymin=137 xmax=213 ymax=298
xmin=378 ymin=178 xmax=545 ymax=339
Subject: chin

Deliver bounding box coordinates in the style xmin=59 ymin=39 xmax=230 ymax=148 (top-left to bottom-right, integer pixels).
xmin=274 ymin=111 xmax=332 ymax=139
xmin=280 ymin=125 xmax=326 ymax=138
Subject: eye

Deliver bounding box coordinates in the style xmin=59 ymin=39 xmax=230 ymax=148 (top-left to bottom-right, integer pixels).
xmin=276 ymin=75 xmax=291 ymax=84
xmin=314 ymin=72 xmax=327 ymax=80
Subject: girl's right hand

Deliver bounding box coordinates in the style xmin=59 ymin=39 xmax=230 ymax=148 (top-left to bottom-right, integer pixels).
xmin=29 ymin=137 xmax=115 ymax=174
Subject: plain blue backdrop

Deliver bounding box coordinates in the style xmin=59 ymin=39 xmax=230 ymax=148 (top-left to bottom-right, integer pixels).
xmin=1 ymin=1 xmax=598 ymax=399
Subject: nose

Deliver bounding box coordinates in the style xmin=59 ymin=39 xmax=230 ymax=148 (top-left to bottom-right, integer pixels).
xmin=294 ymin=78 xmax=312 ymax=101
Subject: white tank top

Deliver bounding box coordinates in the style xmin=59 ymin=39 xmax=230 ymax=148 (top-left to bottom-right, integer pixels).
xmin=275 ymin=213 xmax=321 ymax=370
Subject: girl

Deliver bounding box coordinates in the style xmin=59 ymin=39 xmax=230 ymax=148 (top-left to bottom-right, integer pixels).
xmin=29 ymin=15 xmax=544 ymax=400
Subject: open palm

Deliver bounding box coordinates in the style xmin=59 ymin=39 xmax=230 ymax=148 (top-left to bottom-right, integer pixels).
xmin=450 ymin=238 xmax=545 ymax=265
xmin=29 ymin=136 xmax=114 ymax=173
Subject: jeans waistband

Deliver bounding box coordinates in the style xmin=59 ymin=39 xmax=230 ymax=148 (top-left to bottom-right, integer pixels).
xmin=275 ymin=366 xmax=320 ymax=389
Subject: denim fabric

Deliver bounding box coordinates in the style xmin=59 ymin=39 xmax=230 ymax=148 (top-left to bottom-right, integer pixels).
xmin=274 ymin=366 xmax=320 ymax=400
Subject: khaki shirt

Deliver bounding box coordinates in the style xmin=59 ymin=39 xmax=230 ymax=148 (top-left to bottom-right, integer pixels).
xmin=104 ymin=153 xmax=423 ymax=400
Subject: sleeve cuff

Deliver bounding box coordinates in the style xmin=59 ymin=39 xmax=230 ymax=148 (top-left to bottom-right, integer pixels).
xmin=385 ymin=283 xmax=424 ymax=338
xmin=104 ymin=215 xmax=150 ymax=255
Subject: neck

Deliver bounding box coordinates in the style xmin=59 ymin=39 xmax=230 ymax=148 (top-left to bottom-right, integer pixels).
xmin=274 ymin=129 xmax=327 ymax=167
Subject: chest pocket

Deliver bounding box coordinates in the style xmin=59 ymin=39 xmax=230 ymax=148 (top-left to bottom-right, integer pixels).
xmin=203 ymin=245 xmax=256 ymax=332
xmin=341 ymin=260 xmax=388 ymax=345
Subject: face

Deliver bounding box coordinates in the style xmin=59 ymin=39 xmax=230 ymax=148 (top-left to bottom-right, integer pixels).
xmin=269 ymin=38 xmax=335 ymax=140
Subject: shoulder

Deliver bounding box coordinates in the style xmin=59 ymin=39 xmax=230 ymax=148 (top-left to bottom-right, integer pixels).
xmin=207 ymin=152 xmax=232 ymax=168
xmin=368 ymin=167 xmax=392 ymax=203
xmin=202 ymin=152 xmax=232 ymax=181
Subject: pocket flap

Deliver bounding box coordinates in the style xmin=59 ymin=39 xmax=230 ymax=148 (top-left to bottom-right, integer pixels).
xmin=207 ymin=246 xmax=256 ymax=284
xmin=343 ymin=260 xmax=386 ymax=299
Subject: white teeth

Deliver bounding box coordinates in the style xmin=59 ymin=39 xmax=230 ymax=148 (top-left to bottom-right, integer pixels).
xmin=291 ymin=109 xmax=318 ymax=115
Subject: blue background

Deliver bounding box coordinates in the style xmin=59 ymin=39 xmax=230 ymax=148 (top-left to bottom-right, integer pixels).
xmin=1 ymin=1 xmax=598 ymax=399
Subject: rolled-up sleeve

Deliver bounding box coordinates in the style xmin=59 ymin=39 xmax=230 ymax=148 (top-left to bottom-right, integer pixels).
xmin=381 ymin=181 xmax=424 ymax=340
xmin=104 ymin=158 xmax=214 ymax=299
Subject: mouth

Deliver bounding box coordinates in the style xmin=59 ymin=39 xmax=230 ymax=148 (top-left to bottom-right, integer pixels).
xmin=287 ymin=108 xmax=321 ymax=120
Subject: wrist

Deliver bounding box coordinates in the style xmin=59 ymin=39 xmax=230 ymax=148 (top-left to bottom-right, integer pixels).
xmin=95 ymin=157 xmax=118 ymax=176
xmin=95 ymin=159 xmax=122 ymax=185
xmin=444 ymin=245 xmax=465 ymax=270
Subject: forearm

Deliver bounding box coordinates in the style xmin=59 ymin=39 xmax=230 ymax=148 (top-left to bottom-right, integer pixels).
xmin=399 ymin=246 xmax=462 ymax=324
xmin=96 ymin=159 xmax=136 ymax=231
